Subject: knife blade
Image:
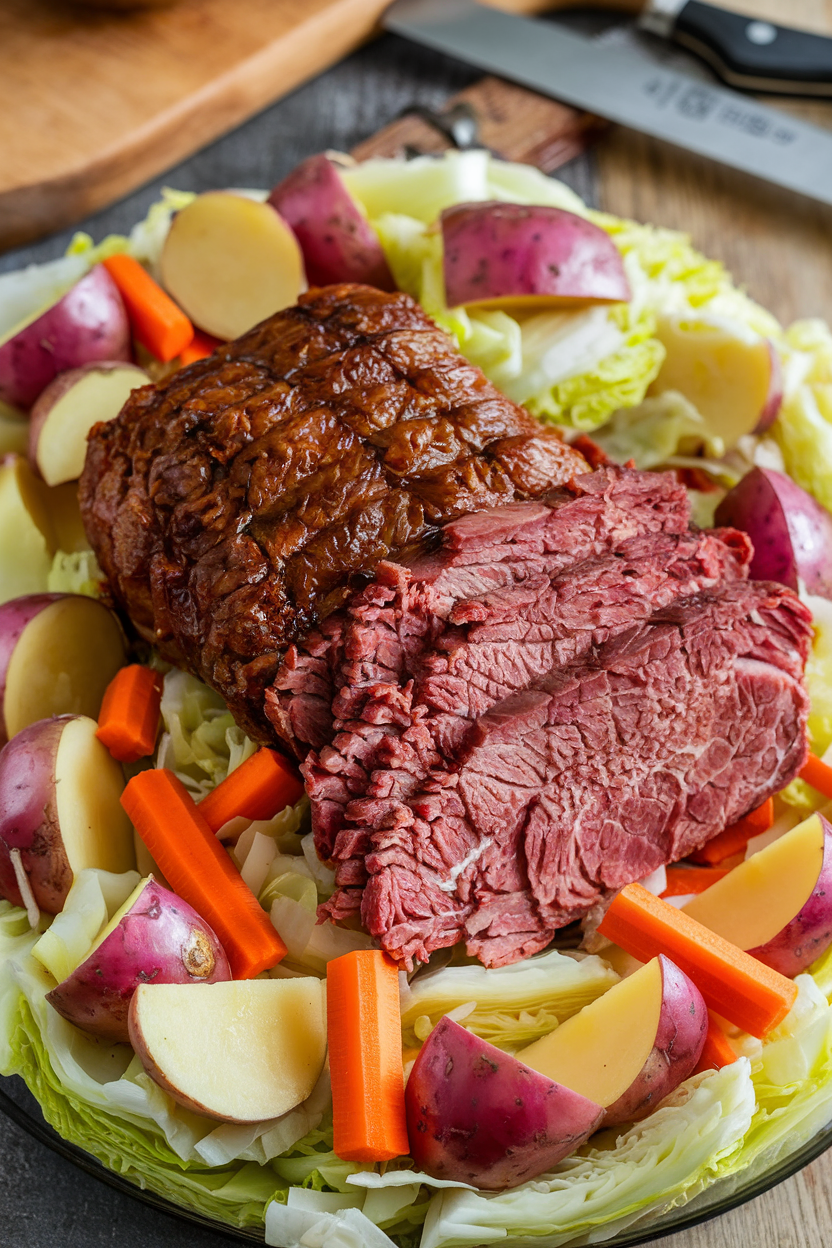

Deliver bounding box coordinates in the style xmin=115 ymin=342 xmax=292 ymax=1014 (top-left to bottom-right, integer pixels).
xmin=383 ymin=0 xmax=832 ymax=208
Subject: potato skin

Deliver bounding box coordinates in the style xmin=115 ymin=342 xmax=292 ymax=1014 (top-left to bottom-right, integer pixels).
xmin=0 ymin=714 xmax=70 ymax=912
xmin=47 ymin=878 xmax=232 ymax=1043
xmin=441 ymin=202 xmax=631 ymax=308
xmin=747 ymin=814 xmax=832 ymax=977
xmin=0 ymin=594 xmax=64 ymax=747
xmin=715 ymin=467 xmax=832 ymax=600
xmin=601 ymin=955 xmax=707 ymax=1129
xmin=405 ymin=1016 xmax=603 ymax=1190
xmin=0 ymin=266 xmax=131 ymax=411
xmin=28 ymin=360 xmax=148 ymax=482
xmin=269 ymin=155 xmax=395 ymax=290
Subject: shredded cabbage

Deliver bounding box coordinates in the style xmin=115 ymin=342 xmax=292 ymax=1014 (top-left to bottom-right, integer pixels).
xmin=47 ymin=549 xmax=104 ymax=597
xmin=155 ymin=669 xmax=258 ymax=798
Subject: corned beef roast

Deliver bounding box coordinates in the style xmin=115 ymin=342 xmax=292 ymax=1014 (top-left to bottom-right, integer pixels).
xmin=79 ymin=284 xmax=585 ymax=741
xmin=80 ymin=284 xmax=813 ymax=969
xmin=275 ymin=468 xmax=811 ymax=966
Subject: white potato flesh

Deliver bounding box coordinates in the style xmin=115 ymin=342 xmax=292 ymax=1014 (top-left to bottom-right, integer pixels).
xmin=520 ymin=959 xmax=663 ymax=1108
xmin=4 ymin=596 xmax=125 ymax=738
xmin=650 ymin=315 xmax=780 ymax=448
xmin=0 ymin=458 xmax=54 ymax=602
xmin=55 ymin=716 xmax=135 ymax=877
xmin=683 ymin=815 xmax=823 ymax=950
xmin=129 ymin=978 xmax=326 ymax=1122
xmin=30 ymin=363 xmax=148 ymax=486
xmin=160 ymin=193 xmax=305 ymax=341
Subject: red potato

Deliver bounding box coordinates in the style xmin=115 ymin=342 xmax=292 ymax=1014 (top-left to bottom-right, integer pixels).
xmin=0 ymin=715 xmax=134 ymax=914
xmin=128 ymin=978 xmax=327 ymax=1122
xmin=159 ymin=192 xmax=305 ymax=341
xmin=46 ymin=876 xmax=231 ymax=1042
xmin=519 ymin=956 xmax=707 ymax=1129
xmin=28 ymin=361 xmax=148 ymax=486
xmin=715 ymin=467 xmax=832 ymax=600
xmin=405 ymin=1016 xmax=603 ymax=1190
xmin=650 ymin=316 xmax=782 ymax=448
xmin=0 ymin=266 xmax=131 ymax=411
xmin=0 ymin=593 xmax=126 ymax=746
xmin=684 ymin=812 xmax=832 ymax=978
xmin=441 ymin=202 xmax=631 ymax=310
xmin=268 ymin=154 xmax=395 ymax=290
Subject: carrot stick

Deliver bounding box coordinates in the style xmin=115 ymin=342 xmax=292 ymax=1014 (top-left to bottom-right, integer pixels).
xmin=689 ymin=798 xmax=774 ymax=865
xmin=179 ymin=330 xmax=220 ymax=365
xmin=694 ymin=1014 xmax=738 ymax=1074
xmin=121 ymin=768 xmax=286 ymax=978
xmin=597 ymin=883 xmax=797 ymax=1038
xmin=198 ymin=748 xmax=304 ymax=833
xmin=95 ymin=664 xmax=163 ymax=763
xmin=103 ymin=254 xmax=193 ymax=362
xmin=327 ymin=950 xmax=409 ymax=1162
xmin=662 ymin=865 xmax=731 ymax=897
xmin=800 ymin=752 xmax=832 ymax=801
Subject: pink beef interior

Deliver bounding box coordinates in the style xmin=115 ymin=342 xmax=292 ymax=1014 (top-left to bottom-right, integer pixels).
xmin=268 ymin=465 xmax=812 ymax=969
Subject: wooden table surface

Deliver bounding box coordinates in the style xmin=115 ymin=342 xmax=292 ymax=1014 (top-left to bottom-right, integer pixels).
xmin=2 ymin=7 xmax=832 ymax=1248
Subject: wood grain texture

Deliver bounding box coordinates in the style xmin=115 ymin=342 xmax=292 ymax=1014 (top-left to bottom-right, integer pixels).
xmin=0 ymin=0 xmax=393 ymax=251
xmin=352 ymin=76 xmax=606 ymax=168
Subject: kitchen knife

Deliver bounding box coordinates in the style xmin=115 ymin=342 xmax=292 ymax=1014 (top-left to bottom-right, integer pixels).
xmin=383 ymin=0 xmax=832 ymax=208
xmin=639 ymin=0 xmax=832 ymax=96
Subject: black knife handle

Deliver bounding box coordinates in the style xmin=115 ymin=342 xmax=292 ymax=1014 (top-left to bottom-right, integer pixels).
xmin=671 ymin=1 xmax=832 ymax=96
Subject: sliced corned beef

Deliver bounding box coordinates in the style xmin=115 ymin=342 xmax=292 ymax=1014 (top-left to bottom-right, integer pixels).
xmin=358 ymin=581 xmax=811 ymax=967
xmin=268 ymin=465 xmax=811 ymax=968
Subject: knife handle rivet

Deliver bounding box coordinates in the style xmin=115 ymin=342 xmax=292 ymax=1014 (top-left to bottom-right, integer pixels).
xmin=745 ymin=20 xmax=778 ymax=46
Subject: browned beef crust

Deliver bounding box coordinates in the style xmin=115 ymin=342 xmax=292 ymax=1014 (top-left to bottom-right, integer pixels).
xmin=80 ymin=285 xmax=587 ymax=740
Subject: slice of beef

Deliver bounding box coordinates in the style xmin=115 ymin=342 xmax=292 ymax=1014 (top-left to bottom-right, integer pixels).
xmin=80 ymin=284 xmax=586 ymax=741
xmin=269 ymin=465 xmax=698 ymax=751
xmin=275 ymin=468 xmax=752 ymax=882
xmin=350 ymin=581 xmax=812 ymax=968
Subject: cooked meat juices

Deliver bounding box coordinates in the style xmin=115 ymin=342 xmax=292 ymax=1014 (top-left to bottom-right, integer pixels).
xmin=81 ymin=286 xmax=812 ymax=968
xmin=80 ymin=285 xmax=586 ymax=740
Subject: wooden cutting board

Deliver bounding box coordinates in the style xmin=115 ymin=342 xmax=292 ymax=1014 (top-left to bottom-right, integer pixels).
xmin=1 ymin=0 xmax=831 ymax=326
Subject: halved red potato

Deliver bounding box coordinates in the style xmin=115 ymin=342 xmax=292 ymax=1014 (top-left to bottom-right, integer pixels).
xmin=715 ymin=467 xmax=832 ymax=600
xmin=0 ymin=458 xmax=55 ymax=602
xmin=46 ymin=876 xmax=231 ymax=1041
xmin=519 ymin=955 xmax=706 ymax=1129
xmin=405 ymin=1016 xmax=603 ymax=1189
xmin=0 ymin=459 xmax=91 ymax=595
xmin=649 ymin=315 xmax=782 ymax=448
xmin=441 ymin=202 xmax=631 ymax=310
xmin=268 ymin=154 xmax=395 ymax=290
xmin=683 ymin=812 xmax=832 ymax=977
xmin=0 ymin=593 xmax=126 ymax=745
xmin=128 ymin=977 xmax=326 ymax=1122
xmin=159 ymin=193 xmax=305 ymax=341
xmin=29 ymin=361 xmax=148 ymax=486
xmin=0 ymin=265 xmax=131 ymax=411
xmin=0 ymin=714 xmax=134 ymax=914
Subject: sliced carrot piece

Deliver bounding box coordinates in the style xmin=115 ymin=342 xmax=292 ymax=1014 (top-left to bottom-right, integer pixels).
xmin=689 ymin=798 xmax=774 ymax=865
xmin=96 ymin=664 xmax=163 ymax=763
xmin=198 ymin=747 xmax=304 ymax=833
xmin=662 ymin=865 xmax=731 ymax=897
xmin=121 ymin=768 xmax=286 ymax=978
xmin=103 ymin=253 xmax=193 ymax=362
xmin=597 ymin=883 xmax=797 ymax=1038
xmin=694 ymin=1014 xmax=738 ymax=1074
xmin=179 ymin=330 xmax=220 ymax=365
xmin=327 ymin=950 xmax=409 ymax=1163
xmin=800 ymin=752 xmax=832 ymax=801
